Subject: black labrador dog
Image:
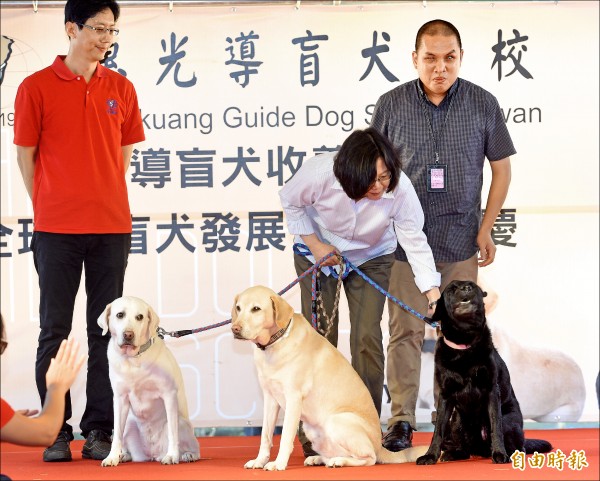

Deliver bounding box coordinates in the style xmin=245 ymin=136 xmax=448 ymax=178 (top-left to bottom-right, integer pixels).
xmin=417 ymin=280 xmax=552 ymax=465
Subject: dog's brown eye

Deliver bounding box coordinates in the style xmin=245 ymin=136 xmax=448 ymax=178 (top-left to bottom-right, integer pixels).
xmin=116 ymin=312 xmax=124 ymax=319
xmin=236 ymin=306 xmax=240 ymax=312
xmin=136 ymin=314 xmax=143 ymax=321
xmin=251 ymin=306 xmax=260 ymax=312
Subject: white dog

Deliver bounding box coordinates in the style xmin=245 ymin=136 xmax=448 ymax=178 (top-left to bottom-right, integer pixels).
xmin=97 ymin=296 xmax=200 ymax=466
xmin=231 ymin=285 xmax=427 ymax=470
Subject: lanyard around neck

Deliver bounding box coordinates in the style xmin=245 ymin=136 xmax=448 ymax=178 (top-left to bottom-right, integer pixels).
xmin=418 ymin=84 xmax=457 ymax=163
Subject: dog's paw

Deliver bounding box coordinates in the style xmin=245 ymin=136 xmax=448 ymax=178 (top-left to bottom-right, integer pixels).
xmin=326 ymin=457 xmax=348 ymax=468
xmin=416 ymin=454 xmax=438 ymax=465
xmin=121 ymin=452 xmax=132 ymax=463
xmin=101 ymin=454 xmax=121 ymax=467
xmin=304 ymin=455 xmax=324 ymax=466
xmin=492 ymin=450 xmax=510 ymax=464
xmin=160 ymin=453 xmax=180 ymax=465
xmin=180 ymin=452 xmax=200 ymax=463
xmin=264 ymin=460 xmax=287 ymax=471
xmin=244 ymin=458 xmax=267 ymax=469
xmin=440 ymin=450 xmax=469 ymax=462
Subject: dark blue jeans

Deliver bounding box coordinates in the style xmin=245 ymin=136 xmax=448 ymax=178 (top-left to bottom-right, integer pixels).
xmin=31 ymin=232 xmax=131 ymax=440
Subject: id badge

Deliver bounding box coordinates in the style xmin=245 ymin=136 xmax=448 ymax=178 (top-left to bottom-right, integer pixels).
xmin=427 ymin=163 xmax=447 ymax=192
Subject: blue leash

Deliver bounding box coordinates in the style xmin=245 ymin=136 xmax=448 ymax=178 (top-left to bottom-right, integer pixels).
xmin=341 ymin=257 xmax=437 ymax=328
xmin=157 ymin=248 xmax=436 ymax=339
xmin=293 ymin=243 xmax=436 ymax=328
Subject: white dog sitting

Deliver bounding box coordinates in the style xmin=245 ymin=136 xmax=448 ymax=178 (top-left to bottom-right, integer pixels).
xmin=97 ymin=296 xmax=200 ymax=466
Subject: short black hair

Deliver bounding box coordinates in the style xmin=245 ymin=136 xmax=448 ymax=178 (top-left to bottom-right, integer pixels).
xmin=415 ymin=19 xmax=462 ymax=51
xmin=65 ymin=0 xmax=120 ymax=25
xmin=333 ymin=128 xmax=401 ymax=201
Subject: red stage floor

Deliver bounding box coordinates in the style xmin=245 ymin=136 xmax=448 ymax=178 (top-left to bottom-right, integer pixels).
xmin=1 ymin=428 xmax=598 ymax=480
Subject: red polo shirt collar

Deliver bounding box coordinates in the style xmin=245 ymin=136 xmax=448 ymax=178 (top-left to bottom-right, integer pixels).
xmin=51 ymin=55 xmax=108 ymax=80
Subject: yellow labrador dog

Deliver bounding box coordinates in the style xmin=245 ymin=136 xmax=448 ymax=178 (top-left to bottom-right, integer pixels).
xmin=97 ymin=296 xmax=200 ymax=466
xmin=231 ymin=285 xmax=427 ymax=470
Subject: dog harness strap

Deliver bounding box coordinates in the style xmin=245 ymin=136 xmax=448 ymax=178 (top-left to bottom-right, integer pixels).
xmin=256 ymin=317 xmax=293 ymax=351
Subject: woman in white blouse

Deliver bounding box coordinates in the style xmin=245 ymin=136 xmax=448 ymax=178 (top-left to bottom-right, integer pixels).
xmin=279 ymin=127 xmax=440 ymax=457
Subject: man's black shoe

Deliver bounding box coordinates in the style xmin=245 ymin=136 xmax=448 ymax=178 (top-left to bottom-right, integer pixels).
xmin=82 ymin=429 xmax=112 ymax=460
xmin=382 ymin=421 xmax=413 ymax=452
xmin=42 ymin=431 xmax=72 ymax=462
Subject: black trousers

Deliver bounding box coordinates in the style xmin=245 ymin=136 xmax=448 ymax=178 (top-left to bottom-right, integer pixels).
xmin=31 ymin=232 xmax=130 ymax=440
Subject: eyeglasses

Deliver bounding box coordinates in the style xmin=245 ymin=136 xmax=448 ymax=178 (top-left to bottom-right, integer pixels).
xmin=369 ymin=171 xmax=392 ymax=188
xmin=76 ymin=23 xmax=120 ymax=36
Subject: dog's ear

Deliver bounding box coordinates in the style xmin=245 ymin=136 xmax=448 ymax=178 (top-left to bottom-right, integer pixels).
xmin=97 ymin=302 xmax=111 ymax=336
xmin=147 ymin=304 xmax=160 ymax=337
xmin=271 ymin=294 xmax=294 ymax=329
xmin=231 ymin=294 xmax=240 ymax=321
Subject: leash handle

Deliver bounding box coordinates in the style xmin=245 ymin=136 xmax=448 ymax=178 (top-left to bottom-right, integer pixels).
xmin=293 ymin=243 xmax=351 ymax=279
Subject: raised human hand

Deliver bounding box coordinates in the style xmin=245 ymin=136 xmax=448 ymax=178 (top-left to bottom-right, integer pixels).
xmin=45 ymin=337 xmax=86 ymax=395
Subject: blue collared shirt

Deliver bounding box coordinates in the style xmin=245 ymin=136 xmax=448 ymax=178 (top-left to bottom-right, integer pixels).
xmin=371 ymin=78 xmax=516 ymax=263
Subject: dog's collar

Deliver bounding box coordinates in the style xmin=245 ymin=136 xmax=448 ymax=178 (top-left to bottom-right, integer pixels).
xmin=443 ymin=336 xmax=470 ymax=350
xmin=256 ymin=317 xmax=293 ymax=351
xmin=135 ymin=336 xmax=156 ymax=357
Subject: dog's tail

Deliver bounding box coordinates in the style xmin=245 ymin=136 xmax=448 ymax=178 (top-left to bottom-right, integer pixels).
xmin=376 ymin=445 xmax=428 ymax=464
xmin=524 ymin=438 xmax=553 ymax=454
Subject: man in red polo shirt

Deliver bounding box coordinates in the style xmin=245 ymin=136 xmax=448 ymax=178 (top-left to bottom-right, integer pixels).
xmin=13 ymin=0 xmax=145 ymax=463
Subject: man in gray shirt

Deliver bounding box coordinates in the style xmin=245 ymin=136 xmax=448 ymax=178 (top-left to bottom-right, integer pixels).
xmin=371 ymin=19 xmax=515 ymax=451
